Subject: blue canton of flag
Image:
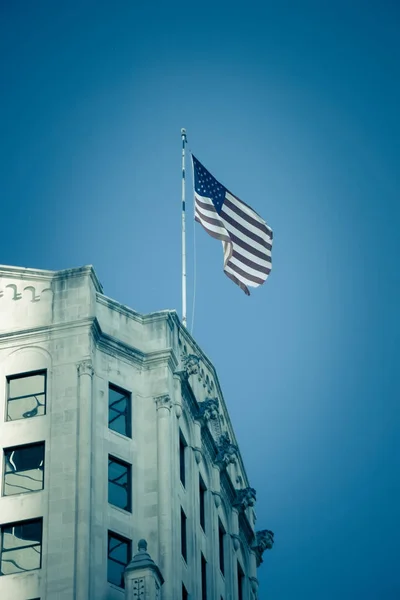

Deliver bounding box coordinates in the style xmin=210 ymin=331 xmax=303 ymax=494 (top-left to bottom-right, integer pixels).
xmin=192 ymin=155 xmax=273 ymax=295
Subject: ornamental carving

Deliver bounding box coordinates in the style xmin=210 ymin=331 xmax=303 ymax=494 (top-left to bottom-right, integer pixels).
xmin=197 ymin=397 xmax=219 ymax=421
xmin=155 ymin=394 xmax=172 ymax=410
xmin=182 ymin=354 xmax=199 ymax=377
xmin=77 ymin=360 xmax=94 ymax=377
xmin=215 ymin=432 xmax=238 ymax=469
xmin=252 ymin=529 xmax=274 ymax=567
xmin=233 ymin=487 xmax=257 ymax=512
xmin=0 ymin=282 xmax=52 ymax=302
xmin=132 ymin=577 xmax=145 ymax=599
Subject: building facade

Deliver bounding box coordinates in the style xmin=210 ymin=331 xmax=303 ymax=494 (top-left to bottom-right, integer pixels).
xmin=0 ymin=264 xmax=273 ymax=600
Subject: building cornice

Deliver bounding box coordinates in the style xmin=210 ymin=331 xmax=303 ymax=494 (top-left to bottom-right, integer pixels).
xmin=0 ymin=317 xmax=96 ymax=345
xmin=96 ymin=293 xmax=177 ymax=325
xmin=91 ymin=319 xmax=179 ymax=371
xmin=0 ymin=264 xmax=103 ymax=293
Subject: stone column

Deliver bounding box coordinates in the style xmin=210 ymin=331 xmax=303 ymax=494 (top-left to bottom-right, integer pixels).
xmin=75 ymin=359 xmax=94 ymax=599
xmin=155 ymin=394 xmax=172 ymax=600
xmin=124 ymin=540 xmax=164 ymax=600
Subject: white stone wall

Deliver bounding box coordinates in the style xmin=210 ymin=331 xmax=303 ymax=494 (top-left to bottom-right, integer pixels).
xmin=0 ymin=265 xmax=261 ymax=600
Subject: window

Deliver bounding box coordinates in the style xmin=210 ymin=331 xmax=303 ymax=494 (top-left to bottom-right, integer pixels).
xmin=6 ymin=371 xmax=46 ymax=421
xmin=108 ymin=384 xmax=131 ymax=437
xmin=182 ymin=583 xmax=189 ymax=600
xmin=179 ymin=431 xmax=186 ymax=487
xmin=0 ymin=518 xmax=43 ymax=575
xmin=107 ymin=531 xmax=131 ymax=588
xmin=237 ymin=562 xmax=245 ymax=600
xmin=3 ymin=442 xmax=44 ymax=496
xmin=218 ymin=519 xmax=225 ymax=575
xmin=199 ymin=476 xmax=206 ymax=531
xmin=108 ymin=456 xmax=131 ymax=512
xmin=181 ymin=508 xmax=187 ymax=562
xmin=201 ymin=553 xmax=207 ymax=600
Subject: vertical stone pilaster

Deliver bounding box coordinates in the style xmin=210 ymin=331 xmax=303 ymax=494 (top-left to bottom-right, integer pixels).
xmin=155 ymin=394 xmax=172 ymax=600
xmin=75 ymin=359 xmax=94 ymax=600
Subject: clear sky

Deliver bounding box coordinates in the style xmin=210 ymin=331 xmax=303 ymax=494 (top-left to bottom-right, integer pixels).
xmin=1 ymin=1 xmax=399 ymax=598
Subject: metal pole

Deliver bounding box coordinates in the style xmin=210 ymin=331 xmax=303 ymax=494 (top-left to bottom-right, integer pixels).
xmin=181 ymin=128 xmax=187 ymax=327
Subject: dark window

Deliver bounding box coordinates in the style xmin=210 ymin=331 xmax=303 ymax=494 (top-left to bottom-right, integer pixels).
xmin=199 ymin=476 xmax=206 ymax=531
xmin=179 ymin=431 xmax=186 ymax=487
xmin=3 ymin=442 xmax=45 ymax=496
xmin=107 ymin=531 xmax=131 ymax=588
xmin=108 ymin=384 xmax=131 ymax=437
xmin=6 ymin=371 xmax=46 ymax=421
xmin=182 ymin=583 xmax=189 ymax=600
xmin=181 ymin=508 xmax=187 ymax=562
xmin=201 ymin=553 xmax=207 ymax=600
xmin=237 ymin=561 xmax=245 ymax=600
xmin=108 ymin=456 xmax=131 ymax=512
xmin=218 ymin=519 xmax=225 ymax=575
xmin=0 ymin=518 xmax=43 ymax=575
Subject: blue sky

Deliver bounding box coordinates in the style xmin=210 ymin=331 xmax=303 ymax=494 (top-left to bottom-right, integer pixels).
xmin=1 ymin=1 xmax=399 ymax=598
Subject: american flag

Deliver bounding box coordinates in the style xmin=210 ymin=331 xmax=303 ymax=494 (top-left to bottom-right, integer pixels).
xmin=192 ymin=155 xmax=273 ymax=295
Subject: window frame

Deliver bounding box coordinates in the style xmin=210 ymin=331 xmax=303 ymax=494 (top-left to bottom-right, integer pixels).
xmin=218 ymin=519 xmax=226 ymax=576
xmin=108 ymin=383 xmax=132 ymax=438
xmin=108 ymin=455 xmax=132 ymax=513
xmin=199 ymin=475 xmax=206 ymax=532
xmin=107 ymin=530 xmax=131 ymax=589
xmin=3 ymin=441 xmax=45 ymax=497
xmin=6 ymin=370 xmax=47 ymax=421
xmin=181 ymin=507 xmax=187 ymax=562
xmin=237 ymin=560 xmax=245 ymax=600
xmin=201 ymin=553 xmax=207 ymax=600
xmin=179 ymin=430 xmax=187 ymax=488
xmin=0 ymin=517 xmax=43 ymax=576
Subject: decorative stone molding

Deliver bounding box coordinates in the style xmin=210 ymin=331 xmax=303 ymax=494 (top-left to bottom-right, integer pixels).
xmin=193 ymin=447 xmax=202 ymax=464
xmin=215 ymin=432 xmax=238 ymax=469
xmin=212 ymin=491 xmax=222 ymax=508
xmin=233 ymin=487 xmax=257 ymax=512
xmin=155 ymin=395 xmax=172 ymax=411
xmin=250 ymin=576 xmax=259 ymax=594
xmin=252 ymin=530 xmax=274 ymax=567
xmin=231 ymin=533 xmax=241 ymax=551
xmin=77 ymin=360 xmax=94 ymax=377
xmin=174 ymin=403 xmax=182 ymax=418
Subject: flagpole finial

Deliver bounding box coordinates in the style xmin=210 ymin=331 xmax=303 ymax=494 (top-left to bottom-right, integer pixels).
xmin=181 ymin=128 xmax=187 ymax=141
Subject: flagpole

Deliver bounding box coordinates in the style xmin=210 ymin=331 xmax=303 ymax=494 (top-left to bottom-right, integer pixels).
xmin=181 ymin=128 xmax=187 ymax=327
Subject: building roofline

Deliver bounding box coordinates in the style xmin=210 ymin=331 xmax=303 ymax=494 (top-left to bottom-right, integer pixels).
xmin=0 ymin=264 xmax=103 ymax=293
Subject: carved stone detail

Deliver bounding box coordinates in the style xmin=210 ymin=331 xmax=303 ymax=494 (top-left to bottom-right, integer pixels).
xmin=252 ymin=529 xmax=274 ymax=567
xmin=132 ymin=577 xmax=145 ymax=599
xmin=77 ymin=360 xmax=94 ymax=377
xmin=231 ymin=533 xmax=241 ymax=551
xmin=0 ymin=283 xmax=52 ymax=302
xmin=215 ymin=432 xmax=238 ymax=469
xmin=212 ymin=491 xmax=222 ymax=508
xmin=197 ymin=397 xmax=219 ymax=422
xmin=250 ymin=576 xmax=259 ymax=594
xmin=155 ymin=394 xmax=172 ymax=411
xmin=24 ymin=286 xmax=40 ymax=302
xmin=182 ymin=354 xmax=199 ymax=377
xmin=233 ymin=487 xmax=257 ymax=512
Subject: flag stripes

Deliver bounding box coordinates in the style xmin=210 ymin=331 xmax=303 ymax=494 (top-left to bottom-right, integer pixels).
xmin=192 ymin=155 xmax=273 ymax=295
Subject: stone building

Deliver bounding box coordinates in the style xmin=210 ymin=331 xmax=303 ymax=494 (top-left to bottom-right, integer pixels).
xmin=0 ymin=264 xmax=273 ymax=600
